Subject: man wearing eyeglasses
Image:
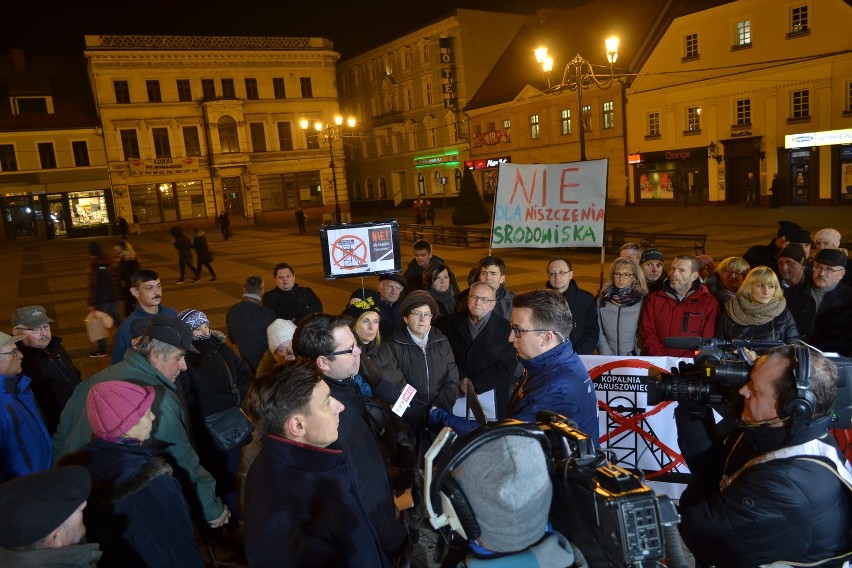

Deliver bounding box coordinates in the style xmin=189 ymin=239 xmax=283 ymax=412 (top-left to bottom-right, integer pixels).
xmin=0 ymin=331 xmax=52 ymax=481
xmin=508 ymin=289 xmax=600 ymax=444
xmin=545 ymin=258 xmax=599 ymax=355
xmin=11 ymin=306 xmax=81 ymax=435
xmin=442 ymin=282 xmax=520 ymax=419
xmin=784 ymin=249 xmax=852 ymax=356
xmin=292 ymin=313 xmax=409 ymax=564
xmin=478 ymin=256 xmax=515 ymax=320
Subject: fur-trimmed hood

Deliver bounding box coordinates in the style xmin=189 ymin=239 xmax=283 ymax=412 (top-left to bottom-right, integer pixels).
xmin=58 ymin=442 xmax=173 ymax=504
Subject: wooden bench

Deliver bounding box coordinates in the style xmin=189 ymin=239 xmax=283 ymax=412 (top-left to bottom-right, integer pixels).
xmin=652 ymin=233 xmax=708 ymax=256
xmin=606 ymin=228 xmax=707 ymax=255
xmin=398 ymin=224 xmax=491 ymax=248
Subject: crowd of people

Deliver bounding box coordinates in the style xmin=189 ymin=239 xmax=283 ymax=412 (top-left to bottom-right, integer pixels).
xmin=0 ymin=220 xmax=850 ymax=567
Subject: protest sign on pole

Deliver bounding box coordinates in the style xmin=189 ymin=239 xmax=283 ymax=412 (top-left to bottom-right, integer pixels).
xmin=490 ymin=159 xmax=608 ymax=249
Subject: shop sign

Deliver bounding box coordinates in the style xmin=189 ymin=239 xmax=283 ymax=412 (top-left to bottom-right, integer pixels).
xmin=473 ymin=129 xmax=511 ymax=147
xmin=413 ymin=153 xmax=459 ymax=167
xmin=785 ymin=128 xmax=852 ymax=149
xmin=465 ymin=156 xmax=510 ymax=170
xmin=128 ymin=157 xmax=200 ymax=176
xmin=439 ymin=37 xmax=456 ymax=109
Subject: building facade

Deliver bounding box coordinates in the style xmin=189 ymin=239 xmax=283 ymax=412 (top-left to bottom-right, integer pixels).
xmin=626 ymin=0 xmax=852 ymax=206
xmin=85 ymin=35 xmax=351 ymax=232
xmin=462 ymin=2 xmax=669 ymax=207
xmin=0 ymin=50 xmax=111 ymax=240
xmin=336 ymin=9 xmax=527 ymax=213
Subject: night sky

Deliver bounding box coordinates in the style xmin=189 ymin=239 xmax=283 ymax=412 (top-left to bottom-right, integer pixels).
xmin=2 ymin=0 xmax=578 ymax=59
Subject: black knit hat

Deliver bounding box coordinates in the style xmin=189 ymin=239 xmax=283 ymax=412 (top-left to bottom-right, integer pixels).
xmin=0 ymin=466 xmax=91 ymax=548
xmin=776 ymin=220 xmax=805 ymax=239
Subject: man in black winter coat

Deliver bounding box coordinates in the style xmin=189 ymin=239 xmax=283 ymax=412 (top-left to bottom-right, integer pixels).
xmin=12 ymin=306 xmax=81 ymax=434
xmin=677 ymin=345 xmax=851 ymax=566
xmin=784 ymin=249 xmax=852 ymax=356
xmin=293 ymin=313 xmax=408 ymax=563
xmin=226 ymin=275 xmax=276 ymax=373
xmin=262 ymin=263 xmax=323 ymax=324
xmin=743 ymin=220 xmax=807 ymax=278
xmin=545 ymin=258 xmax=599 ymax=354
xmin=441 ymin=282 xmax=519 ymax=419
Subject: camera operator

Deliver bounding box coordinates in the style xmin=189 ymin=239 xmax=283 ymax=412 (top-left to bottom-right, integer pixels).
xmin=676 ymin=345 xmax=852 ymax=567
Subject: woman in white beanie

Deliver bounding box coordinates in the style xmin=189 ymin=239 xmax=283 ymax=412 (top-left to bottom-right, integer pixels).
xmin=255 ymin=319 xmax=297 ymax=378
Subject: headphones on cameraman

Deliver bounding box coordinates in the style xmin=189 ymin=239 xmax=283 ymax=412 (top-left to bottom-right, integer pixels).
xmin=780 ymin=344 xmax=815 ymax=422
xmin=424 ymin=420 xmax=554 ymax=541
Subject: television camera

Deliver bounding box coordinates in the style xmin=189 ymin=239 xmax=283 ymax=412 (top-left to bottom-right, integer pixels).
xmin=647 ymin=338 xmax=852 ymax=428
xmin=424 ymin=411 xmax=684 ymax=568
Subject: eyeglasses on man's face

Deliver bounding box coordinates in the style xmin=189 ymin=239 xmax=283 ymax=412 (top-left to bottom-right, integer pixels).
xmin=547 ymin=270 xmax=571 ymax=277
xmin=510 ymin=325 xmax=567 ymax=343
xmin=326 ymin=344 xmax=359 ymax=357
xmin=468 ymin=295 xmax=495 ymax=304
xmin=813 ymin=264 xmax=843 ymax=274
xmin=409 ymin=311 xmax=433 ymax=320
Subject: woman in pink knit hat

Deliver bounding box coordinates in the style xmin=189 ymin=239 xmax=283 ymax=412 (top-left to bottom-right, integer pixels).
xmin=58 ymin=380 xmax=203 ymax=568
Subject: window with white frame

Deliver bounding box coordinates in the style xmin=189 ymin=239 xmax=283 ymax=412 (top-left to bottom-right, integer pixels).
xmin=736 ymin=20 xmax=751 ymax=46
xmin=647 ymin=112 xmax=660 ymax=137
xmin=687 ymin=106 xmax=701 ymax=131
xmin=602 ymin=101 xmax=615 ymax=129
xmin=560 ymin=109 xmax=571 ymax=135
xmin=791 ymin=5 xmax=808 ymax=33
xmin=530 ymin=114 xmax=540 ymax=139
xmin=736 ymin=98 xmax=751 ymax=125
xmin=792 ymin=89 xmax=809 ymax=119
xmin=684 ymin=33 xmax=699 ymax=58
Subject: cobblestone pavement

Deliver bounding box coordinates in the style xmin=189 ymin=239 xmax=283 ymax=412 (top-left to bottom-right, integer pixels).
xmin=0 ymin=202 xmax=846 ymax=565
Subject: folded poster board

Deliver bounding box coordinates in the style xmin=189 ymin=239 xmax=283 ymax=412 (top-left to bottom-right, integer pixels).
xmin=319 ymin=220 xmax=402 ymax=280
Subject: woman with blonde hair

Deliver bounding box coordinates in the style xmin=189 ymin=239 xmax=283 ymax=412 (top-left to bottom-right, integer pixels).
xmin=597 ymin=257 xmax=648 ymax=355
xmin=715 ymin=266 xmax=799 ymax=342
xmin=705 ymin=256 xmax=750 ymax=307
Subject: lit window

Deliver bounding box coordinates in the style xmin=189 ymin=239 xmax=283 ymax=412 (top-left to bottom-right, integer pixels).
xmin=736 ymin=20 xmax=751 ymax=46
xmin=647 ymin=112 xmax=660 ymax=136
xmin=736 ymin=99 xmax=751 ymax=126
xmin=687 ymin=106 xmax=701 ymax=131
xmin=530 ymin=114 xmax=540 ymax=139
xmin=560 ymin=109 xmax=571 ymax=135
xmin=603 ymin=101 xmax=615 ymax=129
xmin=791 ymin=5 xmax=808 ymax=33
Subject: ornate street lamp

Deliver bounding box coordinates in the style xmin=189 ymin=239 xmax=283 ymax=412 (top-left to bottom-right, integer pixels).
xmin=534 ymin=37 xmax=619 ymax=161
xmin=299 ymin=115 xmax=356 ymax=224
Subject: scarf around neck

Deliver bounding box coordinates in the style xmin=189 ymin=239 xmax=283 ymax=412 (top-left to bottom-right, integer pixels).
xmin=725 ymin=295 xmax=785 ymax=326
xmin=600 ymin=284 xmax=644 ymax=307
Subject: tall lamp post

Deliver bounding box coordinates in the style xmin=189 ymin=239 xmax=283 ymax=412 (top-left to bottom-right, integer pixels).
xmin=534 ymin=37 xmax=619 ymax=161
xmin=299 ymin=115 xmax=356 ymax=224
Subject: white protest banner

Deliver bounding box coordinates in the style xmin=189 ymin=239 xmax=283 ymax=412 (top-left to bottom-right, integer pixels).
xmin=491 ymin=159 xmax=608 ymax=248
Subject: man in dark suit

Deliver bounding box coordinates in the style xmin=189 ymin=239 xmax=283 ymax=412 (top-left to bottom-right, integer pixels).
xmin=226 ymin=275 xmax=277 ymax=373
xmin=441 ymin=282 xmax=519 ymax=419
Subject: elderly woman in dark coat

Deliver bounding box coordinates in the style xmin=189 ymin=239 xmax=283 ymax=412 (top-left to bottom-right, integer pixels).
xmin=178 ymin=308 xmax=252 ymax=528
xmin=377 ymin=291 xmax=459 ymax=411
xmin=58 ymin=380 xmax=203 ymax=568
xmin=715 ymin=266 xmax=799 ymax=343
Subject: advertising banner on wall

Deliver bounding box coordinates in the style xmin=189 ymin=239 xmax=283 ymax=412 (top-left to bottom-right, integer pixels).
xmin=490 ymin=159 xmax=608 ymax=248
